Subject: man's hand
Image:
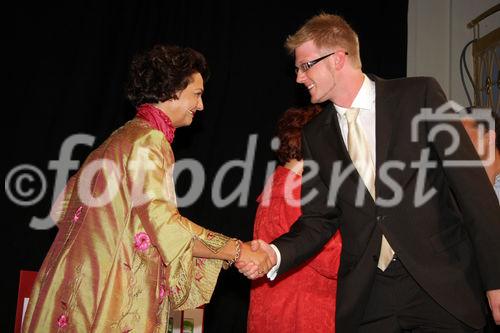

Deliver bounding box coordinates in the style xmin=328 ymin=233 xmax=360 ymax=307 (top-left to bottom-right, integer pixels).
xmin=487 ymin=289 xmax=500 ymax=325
xmin=235 ymin=239 xmax=277 ymax=279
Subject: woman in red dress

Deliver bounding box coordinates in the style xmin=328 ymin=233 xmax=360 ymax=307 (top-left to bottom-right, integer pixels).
xmin=248 ymin=105 xmax=342 ymax=333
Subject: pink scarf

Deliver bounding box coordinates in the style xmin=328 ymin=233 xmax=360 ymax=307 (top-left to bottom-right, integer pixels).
xmin=136 ymin=104 xmax=175 ymax=143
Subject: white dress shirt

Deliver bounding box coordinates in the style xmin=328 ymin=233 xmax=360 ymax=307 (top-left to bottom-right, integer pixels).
xmin=268 ymin=75 xmax=377 ymax=280
xmin=334 ymin=75 xmax=376 ymax=165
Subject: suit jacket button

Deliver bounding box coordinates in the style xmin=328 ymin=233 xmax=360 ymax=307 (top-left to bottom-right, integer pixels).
xmin=372 ymin=255 xmax=378 ymax=262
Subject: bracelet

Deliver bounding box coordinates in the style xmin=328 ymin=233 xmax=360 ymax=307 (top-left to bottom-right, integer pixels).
xmin=223 ymin=238 xmax=241 ymax=269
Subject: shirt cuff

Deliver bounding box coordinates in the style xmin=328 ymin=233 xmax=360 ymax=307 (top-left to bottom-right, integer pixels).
xmin=267 ymin=244 xmax=281 ymax=281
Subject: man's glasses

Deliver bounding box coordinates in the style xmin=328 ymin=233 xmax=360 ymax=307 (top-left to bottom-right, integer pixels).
xmin=294 ymin=51 xmax=348 ymax=74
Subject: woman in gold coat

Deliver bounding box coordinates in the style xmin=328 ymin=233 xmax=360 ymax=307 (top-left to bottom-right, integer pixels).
xmin=22 ymin=44 xmax=271 ymax=332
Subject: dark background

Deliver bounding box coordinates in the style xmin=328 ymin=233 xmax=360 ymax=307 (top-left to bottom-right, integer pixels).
xmin=5 ymin=1 xmax=408 ymax=331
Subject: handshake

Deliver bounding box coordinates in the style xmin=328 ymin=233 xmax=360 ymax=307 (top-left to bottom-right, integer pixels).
xmin=236 ymin=240 xmax=277 ymax=280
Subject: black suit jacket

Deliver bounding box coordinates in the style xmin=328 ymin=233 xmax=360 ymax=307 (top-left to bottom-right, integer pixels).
xmin=273 ymin=76 xmax=500 ymax=331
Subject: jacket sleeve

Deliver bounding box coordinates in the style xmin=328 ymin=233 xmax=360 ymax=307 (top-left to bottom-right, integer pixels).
xmin=272 ymin=131 xmax=341 ymax=276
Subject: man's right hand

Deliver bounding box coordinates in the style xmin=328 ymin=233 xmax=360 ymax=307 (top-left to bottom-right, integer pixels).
xmin=235 ymin=239 xmax=277 ymax=279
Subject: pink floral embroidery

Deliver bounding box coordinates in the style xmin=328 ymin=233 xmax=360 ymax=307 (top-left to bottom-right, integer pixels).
xmin=207 ymin=232 xmax=214 ymax=240
xmin=159 ymin=284 xmax=166 ymax=303
xmin=72 ymin=206 xmax=83 ymax=223
xmin=195 ymin=271 xmax=203 ymax=281
xmin=56 ymin=314 xmax=68 ymax=328
xmin=134 ymin=232 xmax=151 ymax=252
xmin=195 ymin=258 xmax=206 ymax=267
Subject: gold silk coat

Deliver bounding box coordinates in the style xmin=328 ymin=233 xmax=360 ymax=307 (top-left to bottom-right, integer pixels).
xmin=22 ymin=118 xmax=229 ymax=332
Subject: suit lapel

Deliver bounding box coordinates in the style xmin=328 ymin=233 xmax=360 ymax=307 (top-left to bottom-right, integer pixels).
xmin=371 ymin=75 xmax=404 ymax=196
xmin=373 ymin=76 xmax=396 ymax=172
xmin=319 ymin=76 xmax=415 ymax=208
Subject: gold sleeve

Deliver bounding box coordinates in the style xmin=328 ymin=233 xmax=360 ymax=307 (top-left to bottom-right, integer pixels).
xmin=127 ymin=133 xmax=228 ymax=310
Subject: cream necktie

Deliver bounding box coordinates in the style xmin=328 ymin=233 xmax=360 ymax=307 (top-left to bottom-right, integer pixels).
xmin=345 ymin=108 xmax=394 ymax=271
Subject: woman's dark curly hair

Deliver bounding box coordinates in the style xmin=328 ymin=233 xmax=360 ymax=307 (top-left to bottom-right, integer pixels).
xmin=126 ymin=44 xmax=209 ymax=107
xmin=275 ymin=105 xmax=323 ymax=164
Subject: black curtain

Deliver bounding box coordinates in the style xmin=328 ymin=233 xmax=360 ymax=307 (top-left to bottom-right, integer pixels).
xmin=5 ymin=1 xmax=408 ymax=331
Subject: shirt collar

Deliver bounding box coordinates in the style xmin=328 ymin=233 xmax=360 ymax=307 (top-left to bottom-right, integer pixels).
xmin=335 ymin=74 xmax=375 ymax=116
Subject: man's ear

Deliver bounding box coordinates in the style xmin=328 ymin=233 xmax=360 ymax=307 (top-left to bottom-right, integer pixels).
xmin=333 ymin=52 xmax=347 ymax=70
xmin=331 ymin=55 xmax=340 ymax=70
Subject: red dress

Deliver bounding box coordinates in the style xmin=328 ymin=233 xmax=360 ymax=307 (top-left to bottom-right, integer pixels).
xmin=248 ymin=166 xmax=342 ymax=333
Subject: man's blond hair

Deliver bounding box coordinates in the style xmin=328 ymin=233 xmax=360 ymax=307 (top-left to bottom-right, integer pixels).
xmin=285 ymin=13 xmax=361 ymax=69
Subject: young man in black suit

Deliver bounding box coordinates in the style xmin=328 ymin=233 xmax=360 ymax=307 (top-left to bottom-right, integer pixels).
xmin=238 ymin=13 xmax=500 ymax=332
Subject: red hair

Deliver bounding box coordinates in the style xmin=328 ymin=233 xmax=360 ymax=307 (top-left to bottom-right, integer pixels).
xmin=275 ymin=105 xmax=323 ymax=164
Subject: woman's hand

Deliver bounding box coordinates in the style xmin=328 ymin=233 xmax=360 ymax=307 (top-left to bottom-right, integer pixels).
xmin=236 ymin=240 xmax=277 ymax=279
